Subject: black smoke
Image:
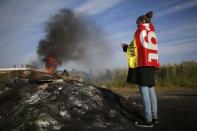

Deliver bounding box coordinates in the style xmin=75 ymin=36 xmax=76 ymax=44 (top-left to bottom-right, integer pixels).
xmin=37 ymin=9 xmax=112 ymax=71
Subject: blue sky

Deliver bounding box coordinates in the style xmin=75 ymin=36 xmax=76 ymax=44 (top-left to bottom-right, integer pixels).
xmin=0 ymin=0 xmax=197 ymax=70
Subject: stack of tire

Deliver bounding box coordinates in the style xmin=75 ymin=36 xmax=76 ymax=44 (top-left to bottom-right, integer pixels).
xmin=8 ymin=77 xmax=28 ymax=89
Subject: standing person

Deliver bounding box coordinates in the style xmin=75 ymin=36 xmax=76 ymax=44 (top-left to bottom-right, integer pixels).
xmin=122 ymin=11 xmax=160 ymax=128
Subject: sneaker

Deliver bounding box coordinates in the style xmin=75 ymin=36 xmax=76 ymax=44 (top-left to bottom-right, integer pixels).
xmin=152 ymin=119 xmax=159 ymax=124
xmin=134 ymin=121 xmax=154 ymax=128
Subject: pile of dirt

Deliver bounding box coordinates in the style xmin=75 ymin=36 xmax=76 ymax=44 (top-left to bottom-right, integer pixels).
xmin=0 ymin=80 xmax=142 ymax=131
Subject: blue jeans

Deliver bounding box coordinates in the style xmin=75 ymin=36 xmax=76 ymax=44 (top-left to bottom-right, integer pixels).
xmin=139 ymin=86 xmax=158 ymax=122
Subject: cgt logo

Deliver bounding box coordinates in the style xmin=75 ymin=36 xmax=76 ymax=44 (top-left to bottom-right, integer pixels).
xmin=140 ymin=26 xmax=159 ymax=63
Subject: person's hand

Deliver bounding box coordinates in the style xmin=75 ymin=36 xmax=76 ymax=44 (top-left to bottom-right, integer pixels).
xmin=121 ymin=43 xmax=128 ymax=47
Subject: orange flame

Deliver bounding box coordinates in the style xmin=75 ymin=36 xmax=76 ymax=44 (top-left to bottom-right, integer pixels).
xmin=45 ymin=57 xmax=58 ymax=74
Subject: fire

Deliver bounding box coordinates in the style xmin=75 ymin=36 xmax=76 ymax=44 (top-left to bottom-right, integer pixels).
xmin=45 ymin=57 xmax=58 ymax=74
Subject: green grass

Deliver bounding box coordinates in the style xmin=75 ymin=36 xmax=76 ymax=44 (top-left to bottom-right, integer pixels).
xmin=93 ymin=61 xmax=197 ymax=89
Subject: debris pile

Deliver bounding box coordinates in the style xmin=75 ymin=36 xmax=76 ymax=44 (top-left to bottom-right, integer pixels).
xmin=0 ymin=75 xmax=142 ymax=131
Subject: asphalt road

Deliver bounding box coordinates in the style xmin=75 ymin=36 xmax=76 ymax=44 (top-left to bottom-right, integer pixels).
xmin=131 ymin=89 xmax=197 ymax=131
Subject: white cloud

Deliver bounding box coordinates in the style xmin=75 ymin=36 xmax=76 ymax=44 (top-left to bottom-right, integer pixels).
xmin=0 ymin=0 xmax=76 ymax=32
xmin=158 ymin=24 xmax=197 ymax=42
xmin=157 ymin=0 xmax=197 ymax=16
xmin=75 ymin=0 xmax=123 ymax=15
xmin=158 ymin=40 xmax=197 ymax=64
xmin=159 ymin=41 xmax=197 ymax=55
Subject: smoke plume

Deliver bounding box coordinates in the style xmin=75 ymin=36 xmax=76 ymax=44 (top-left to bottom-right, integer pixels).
xmin=37 ymin=9 xmax=112 ymax=71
